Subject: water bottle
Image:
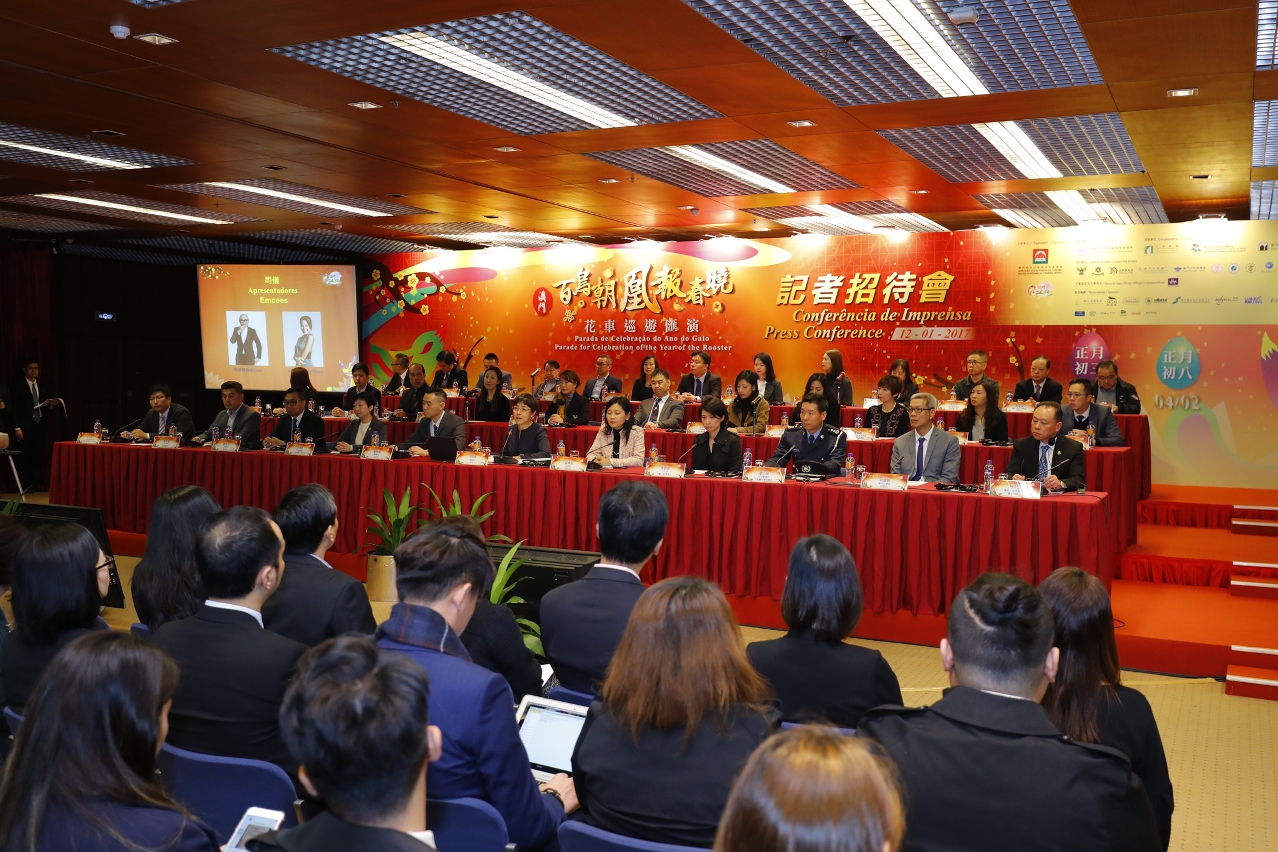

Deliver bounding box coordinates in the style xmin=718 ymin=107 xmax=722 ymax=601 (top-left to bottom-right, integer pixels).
xmin=472 ymin=437 xmax=482 ymax=451
xmin=503 ymin=380 xmax=512 ymax=397
xmin=649 ymin=443 xmax=659 ymax=463
xmin=372 ymin=432 xmax=380 ymax=446
xmin=168 ymin=425 xmax=177 ymax=437
xmin=936 ymin=416 xmax=944 ymax=430
xmin=1005 ymin=392 xmax=1013 ymax=406
xmin=948 ymin=389 xmax=956 ymax=402
xmin=373 ymin=404 xmax=380 ymax=418
xmin=93 ymin=419 xmax=102 ymax=439
xmin=452 ymin=381 xmax=459 ymax=393
xmin=557 ymin=439 xmax=566 ymax=457
xmin=1087 ymin=423 xmax=1096 ymax=448
xmin=842 ymin=457 xmax=852 ymax=479
xmin=293 ymin=428 xmax=301 ymax=443
xmin=854 ymin=415 xmax=863 ymax=428
xmin=743 ymin=448 xmax=753 ymax=469
xmin=255 ymin=396 xmax=262 ymax=411
xmin=781 ymin=411 xmax=789 ymax=428
xmin=984 ymin=460 xmax=995 ymax=493
xmin=319 ymin=406 xmax=326 ymax=417
xmin=308 ymin=398 xmax=316 ymax=412
xmin=211 ymin=426 xmax=220 ymax=441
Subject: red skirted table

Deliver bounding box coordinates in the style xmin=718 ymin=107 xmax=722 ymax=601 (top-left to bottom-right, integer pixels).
xmin=50 ymin=442 xmax=1115 ymax=616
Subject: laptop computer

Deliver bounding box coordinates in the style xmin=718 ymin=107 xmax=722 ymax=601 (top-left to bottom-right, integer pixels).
xmin=423 ymin=436 xmax=459 ymax=462
xmin=515 ymin=695 xmax=589 ymax=783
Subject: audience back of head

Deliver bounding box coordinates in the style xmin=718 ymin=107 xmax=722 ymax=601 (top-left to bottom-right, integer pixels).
xmin=1038 ymin=567 xmax=1121 ymax=743
xmin=0 ymin=514 xmax=28 ymax=591
xmin=196 ymin=506 xmax=283 ymax=600
xmin=133 ymin=485 xmax=219 ymax=632
xmin=597 ymin=480 xmax=668 ymax=567
xmin=394 ymin=524 xmax=494 ymax=606
xmin=782 ymin=534 xmax=863 ymax=641
xmin=273 ymin=484 xmax=338 ymax=555
xmin=12 ymin=522 xmax=103 ymax=644
xmin=946 ymin=572 xmax=1056 ymax=698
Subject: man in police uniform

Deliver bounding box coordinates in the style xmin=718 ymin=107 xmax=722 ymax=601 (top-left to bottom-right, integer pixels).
xmin=764 ymin=393 xmax=846 ymax=477
xmin=858 ymin=573 xmax=1160 ymax=852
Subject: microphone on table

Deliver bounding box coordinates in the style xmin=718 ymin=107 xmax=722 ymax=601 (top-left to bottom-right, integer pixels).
xmin=114 ymin=419 xmax=142 ymax=441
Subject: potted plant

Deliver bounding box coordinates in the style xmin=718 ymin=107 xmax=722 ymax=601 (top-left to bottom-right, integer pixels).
xmin=363 ymin=487 xmax=416 ymax=602
xmin=490 ymin=542 xmax=542 ymax=656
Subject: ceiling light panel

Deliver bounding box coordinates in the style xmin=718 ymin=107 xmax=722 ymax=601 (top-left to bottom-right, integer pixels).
xmin=0 ymin=210 xmax=121 ymax=233
xmin=1259 ymin=0 xmax=1278 ymax=69
xmin=382 ymin=222 xmax=588 ymax=248
xmin=974 ymin=187 xmax=1167 ymax=228
xmin=1252 ymin=101 xmax=1278 ymax=167
xmin=4 ymin=191 xmax=259 ymax=224
xmin=253 ymin=229 xmax=424 ymax=254
xmin=123 ymin=0 xmax=193 ymax=5
xmin=122 ymin=236 xmax=343 ymax=263
xmin=0 ymin=121 xmax=193 ymax=172
xmin=683 ymin=0 xmax=1099 ymax=106
xmin=743 ymin=201 xmax=946 ymax=232
xmin=159 ymin=179 xmax=435 ymax=217
xmin=273 ymin=12 xmax=719 ymax=135
xmin=1251 ymin=180 xmax=1278 ymax=219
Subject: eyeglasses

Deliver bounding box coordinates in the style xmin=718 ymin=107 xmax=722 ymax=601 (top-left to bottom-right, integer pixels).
xmin=1064 ymin=391 xmax=1088 ymax=399
xmin=907 ymin=406 xmax=934 ymax=414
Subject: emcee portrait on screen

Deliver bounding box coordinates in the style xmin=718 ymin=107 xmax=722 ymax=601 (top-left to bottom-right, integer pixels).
xmin=231 ymin=314 xmax=263 ymax=365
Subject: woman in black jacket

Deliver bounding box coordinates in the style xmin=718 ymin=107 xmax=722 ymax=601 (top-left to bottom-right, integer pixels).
xmin=474 ymin=367 xmax=511 ymax=423
xmin=691 ymin=397 xmax=743 ymax=473
xmin=747 ymin=536 xmax=901 ymax=729
xmin=547 ymin=370 xmax=590 ymax=427
xmin=822 ymin=349 xmax=854 ymax=406
xmin=1039 ymin=568 xmax=1174 ymax=850
xmin=630 ymin=355 xmax=659 ymax=403
xmin=954 ymin=379 xmax=1008 ymax=442
xmin=753 ymin=352 xmax=785 ymax=405
xmin=500 ymin=394 xmax=551 ymax=460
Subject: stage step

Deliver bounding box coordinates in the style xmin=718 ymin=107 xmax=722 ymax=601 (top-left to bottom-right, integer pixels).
xmin=1228 ymin=645 xmax=1278 ymax=669
xmin=1231 ymin=518 xmax=1278 ymax=537
xmin=1230 ymin=571 xmax=1278 ymax=599
xmin=1138 ymin=496 xmax=1278 ymax=530
xmin=1225 ymin=665 xmax=1278 ymax=702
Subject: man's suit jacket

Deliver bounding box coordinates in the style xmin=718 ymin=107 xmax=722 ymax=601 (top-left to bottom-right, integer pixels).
xmin=859 ymin=687 xmax=1160 ymax=852
xmin=1004 ymin=434 xmax=1086 ymax=491
xmin=231 ymin=327 xmax=263 ymax=364
xmin=548 ymin=392 xmax=590 ymax=427
xmin=582 ymin=374 xmax=622 ymax=400
xmin=403 ymin=411 xmax=467 ymax=450
xmin=194 ymin=406 xmax=263 ymax=449
xmin=1063 ymin=403 xmax=1123 ymax=446
xmin=396 ymin=384 xmax=429 ymax=419
xmin=261 ymin=553 xmax=376 ymax=647
xmin=334 ymin=417 xmax=388 ymax=450
xmin=13 ymin=378 xmax=46 ymax=433
xmin=139 ymin=403 xmax=195 ymax=440
xmin=677 ymin=372 xmax=722 ymax=399
xmin=432 ymin=367 xmax=469 ymax=391
xmin=891 ymin=428 xmax=961 ymax=483
xmin=340 ymin=384 xmax=382 ymax=411
xmin=1014 ymin=377 xmax=1064 ymax=404
xmin=540 ymin=565 xmax=646 ymax=693
xmin=383 ymin=371 xmax=404 ymax=394
xmin=249 ymin=810 xmax=429 ymax=852
xmin=269 ymin=410 xmax=330 ymax=452
xmin=765 ymin=424 xmax=847 ymax=477
xmin=460 ymin=598 xmax=543 ymax=700
xmin=154 ymin=604 xmax=307 ymax=773
xmin=636 ymin=395 xmax=685 ymax=429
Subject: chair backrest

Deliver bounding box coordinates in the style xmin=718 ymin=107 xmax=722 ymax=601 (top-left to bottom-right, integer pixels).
xmin=129 ymin=622 xmax=152 ymax=637
xmin=779 ymin=720 xmax=856 ymax=735
xmin=426 ymin=797 xmax=512 ymax=852
xmin=156 ymin=743 xmax=299 ymax=840
xmin=3 ymin=706 xmax=23 ymax=738
xmin=547 ymin=685 xmax=594 ymax=707
xmin=559 ymin=821 xmax=706 ymax=852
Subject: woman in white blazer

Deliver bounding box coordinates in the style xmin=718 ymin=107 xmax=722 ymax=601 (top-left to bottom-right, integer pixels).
xmin=586 ymin=397 xmax=647 ymax=468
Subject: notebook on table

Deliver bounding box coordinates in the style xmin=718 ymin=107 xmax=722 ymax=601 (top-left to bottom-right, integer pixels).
xmin=515 ymin=695 xmax=589 ymax=783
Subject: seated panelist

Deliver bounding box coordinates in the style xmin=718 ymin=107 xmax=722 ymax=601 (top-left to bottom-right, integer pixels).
xmin=636 ymin=370 xmax=684 ymax=430
xmin=125 ymin=384 xmax=194 ymax=441
xmin=690 ymin=397 xmax=743 ymax=473
xmin=334 ymin=393 xmax=387 ymax=453
xmin=547 ymin=370 xmax=590 ymax=427
xmin=332 ymin=362 xmax=381 ymax=416
xmin=1062 ymin=379 xmax=1123 ymax=446
xmin=190 ymin=381 xmax=262 ymax=450
xmin=264 ymin=389 xmax=330 ymax=452
xmin=889 ymin=393 xmax=961 ymax=483
xmin=1005 ymin=402 xmax=1086 ymax=493
xmin=764 ymin=394 xmax=846 ymax=477
xmin=586 ymin=398 xmax=646 ymax=468
xmin=500 ymin=395 xmax=551 ymax=461
xmin=394 ymin=364 xmax=431 ymax=421
xmin=403 ymin=389 xmax=467 ymax=455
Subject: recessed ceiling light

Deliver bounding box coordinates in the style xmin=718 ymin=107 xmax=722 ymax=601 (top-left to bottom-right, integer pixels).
xmin=752 ymin=218 xmax=769 ymax=231
xmin=318 ymin=221 xmax=332 ymax=226
xmin=676 ymin=205 xmax=697 ymax=211
xmin=173 ymin=229 xmax=189 ymax=234
xmin=909 ymin=189 xmax=929 ymax=195
xmin=1167 ymin=88 xmax=1199 ymax=98
xmin=92 ymin=129 xmax=125 ymax=137
xmin=598 ymin=178 xmax=619 ymax=184
xmin=385 ymin=193 xmax=405 ymax=198
xmin=68 ymin=179 xmax=93 ymax=184
xmin=1190 ymin=174 xmax=1210 ymax=180
xmin=1197 ymin=213 xmax=1226 ymax=220
xmin=134 ymin=33 xmax=178 ymax=45
xmin=260 ymin=164 xmax=286 ymax=171
xmin=786 ymin=119 xmax=816 ymax=128
xmin=200 ymin=181 xmax=391 ymax=217
xmin=34 ymin=193 xmax=231 ymax=224
xmin=0 ymin=139 xmax=143 ymax=170
xmin=483 ymin=215 xmax=500 ymax=219
xmin=493 ymin=146 xmax=521 ymax=153
xmin=348 ymin=101 xmax=381 ymax=110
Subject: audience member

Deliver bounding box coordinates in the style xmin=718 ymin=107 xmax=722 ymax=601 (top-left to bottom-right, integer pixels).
xmin=532 ymin=359 xmax=562 ymax=398
xmin=806 ymin=372 xmax=841 ymax=421
xmin=1094 ymin=360 xmax=1141 ymax=413
xmin=889 ymin=358 xmax=919 ymax=403
xmin=4 ymin=522 xmax=109 ymax=711
xmin=0 ymin=515 xmax=27 ymax=709
xmin=132 ymin=485 xmax=219 ymax=634
xmin=637 ymin=369 xmax=683 ymax=430
xmin=191 ymin=380 xmax=263 ymax=449
xmin=1014 ymin=356 xmax=1063 ymax=403
xmin=384 ymin=353 xmax=410 ymax=394
xmin=954 ymin=379 xmax=1009 ymax=442
xmin=753 ymin=352 xmax=785 ymax=405
xmin=501 ymin=394 xmax=551 ymax=460
xmin=264 ymin=484 xmax=376 ymax=647
xmin=431 ymin=350 xmax=468 ymax=392
xmin=474 ymin=367 xmax=512 ymax=422
xmin=630 ymin=354 xmax=660 ymax=402
xmin=334 ymin=392 xmax=387 ymax=452
xmin=952 ymin=350 xmax=1000 ymax=402
xmin=586 ymin=397 xmax=646 ymax=468
xmin=748 ymin=535 xmax=902 ymax=728
xmin=692 ymin=396 xmax=744 ymax=473
xmin=890 ymin=393 xmax=960 ymax=483
xmin=404 ymin=389 xmax=467 ymax=454
xmin=821 ymin=349 xmax=854 ymax=405
xmin=472 ymin=353 xmax=513 ymax=391
xmin=572 ymin=576 xmax=772 ymax=848
xmin=584 ymin=354 xmax=623 ymax=401
xmin=540 ymin=480 xmax=666 ymax=692
xmin=867 ymin=375 xmax=910 ymax=439
xmin=1039 ymin=568 xmax=1174 ymax=849
xmin=728 ymin=370 xmax=769 ymax=435
xmin=154 ymin=506 xmax=307 ymax=774
xmin=714 ymin=726 xmax=904 ymax=852
xmin=765 ymin=394 xmax=847 ymax=477
xmin=1005 ymin=402 xmax=1085 ymax=492
xmin=265 ymin=388 xmax=330 ymax=451
xmin=859 ymin=573 xmax=1161 ymax=852
xmin=678 ymin=351 xmax=723 ymax=401
xmin=546 ymin=369 xmax=590 ymax=427
xmin=248 ymin=636 xmax=443 ymax=852
xmin=123 ymin=384 xmax=194 ymax=441
xmin=375 ymin=526 xmax=575 ymax=850
xmin=1063 ymin=378 xmax=1124 ymax=446
xmin=335 ymin=362 xmax=382 ymax=415
xmin=395 ymin=363 xmax=431 ymax=420
xmin=0 ymin=631 xmax=220 ymax=852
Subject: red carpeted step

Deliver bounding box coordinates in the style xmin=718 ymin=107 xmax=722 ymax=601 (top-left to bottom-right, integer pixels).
xmin=1225 ymin=665 xmax=1278 ymax=701
xmin=1231 ymin=518 xmax=1278 ymax=537
xmin=1227 ymin=645 xmax=1278 ymax=669
xmin=1229 ymin=572 xmax=1278 ymax=599
xmin=1118 ymin=525 xmax=1278 ymax=587
xmin=1137 ymin=485 xmax=1278 ymax=529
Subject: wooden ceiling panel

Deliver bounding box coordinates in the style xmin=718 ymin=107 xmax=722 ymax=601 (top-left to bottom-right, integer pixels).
xmin=847 ymin=86 xmax=1117 ymax=130
xmin=655 ymin=62 xmax=835 ymax=116
xmin=534 ymin=119 xmax=755 ymax=154
xmin=956 ymin=174 xmax=1154 ymax=195
xmin=1107 ymin=72 xmax=1255 ymax=112
xmin=1078 ymin=8 xmax=1257 ymax=81
xmin=729 ymin=108 xmax=869 ymax=138
xmin=777 ymin=132 xmax=915 ymax=166
xmin=1070 ymin=0 xmax=1254 ymax=25
xmin=834 ymin=159 xmax=953 ymax=189
xmin=0 ymin=19 xmax=156 ymax=78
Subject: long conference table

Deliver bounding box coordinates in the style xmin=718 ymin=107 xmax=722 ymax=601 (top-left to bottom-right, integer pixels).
xmin=52 ymin=441 xmax=1121 ymax=617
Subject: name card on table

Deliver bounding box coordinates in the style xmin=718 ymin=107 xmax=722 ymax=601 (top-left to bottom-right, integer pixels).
xmin=211 ymin=438 xmax=241 ymax=453
xmin=444 ymin=388 xmax=461 ymax=398
xmin=949 ymin=430 xmax=970 ymax=445
xmin=842 ymin=427 xmax=877 ymax=442
xmin=765 ymin=425 xmax=788 ymax=437
xmin=455 ymin=450 xmax=490 ymax=467
xmin=360 ymin=445 xmax=393 ymax=461
xmin=860 ymin=473 xmax=908 ymax=491
xmin=1004 ymin=402 xmax=1037 ymax=413
xmin=550 ymin=455 xmax=588 ymax=472
xmin=742 ymin=465 xmax=786 ymax=484
xmin=286 ymin=441 xmax=316 ymax=457
xmin=989 ymin=479 xmax=1041 ymax=499
xmin=644 ymin=461 xmax=685 ymax=479
xmin=685 ymin=423 xmax=706 ymax=434
xmin=937 ymin=401 xmax=966 ymax=412
xmin=862 ymin=397 xmax=880 ymax=408
xmin=152 ymin=436 xmax=181 ymax=450
xmin=76 ymin=433 xmax=102 ymax=444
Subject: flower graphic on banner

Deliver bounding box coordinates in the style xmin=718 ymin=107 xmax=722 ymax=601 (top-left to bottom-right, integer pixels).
xmin=1262 ymin=332 xmax=1278 ymax=411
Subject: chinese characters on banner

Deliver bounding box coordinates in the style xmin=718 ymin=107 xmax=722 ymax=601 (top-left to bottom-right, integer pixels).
xmin=776 ymin=271 xmax=954 ymax=306
xmin=552 ymin=264 xmax=734 ymax=315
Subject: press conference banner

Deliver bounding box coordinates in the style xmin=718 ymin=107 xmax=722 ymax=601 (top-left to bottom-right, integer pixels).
xmin=362 ymin=221 xmax=1278 ymax=489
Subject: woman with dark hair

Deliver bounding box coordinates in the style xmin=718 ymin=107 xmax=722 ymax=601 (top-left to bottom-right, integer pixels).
xmin=752 ymin=353 xmax=784 ymax=405
xmin=0 ymin=515 xmax=28 ymax=710
xmin=547 ymin=369 xmax=590 ymax=427
xmin=747 ymin=535 xmax=902 ymax=728
xmin=132 ymin=485 xmax=219 ymax=634
xmin=691 ymin=397 xmax=743 ymax=473
xmin=572 ymin=577 xmax=772 ymax=847
xmin=630 ymin=355 xmax=659 ymax=403
xmin=867 ymin=375 xmax=910 ymax=439
xmin=500 ymin=394 xmax=551 ymax=460
xmin=1039 ymin=568 xmax=1174 ymax=849
xmin=715 ymin=726 xmax=904 ymax=852
xmin=806 ymin=372 xmax=841 ymax=422
xmin=0 ymin=631 xmax=219 ymax=852
xmin=821 ymin=349 xmax=854 ymax=406
xmin=727 ymin=370 xmax=769 ymax=436
xmin=955 ymin=379 xmax=1008 ymax=442
xmin=474 ymin=366 xmax=511 ymax=422
xmin=889 ymin=358 xmax=918 ymax=403
xmin=586 ymin=397 xmax=645 ymax=468
xmin=289 ymin=366 xmax=318 ymax=399
xmin=293 ymin=315 xmax=315 ymax=367
xmin=4 ymin=523 xmax=110 ymax=711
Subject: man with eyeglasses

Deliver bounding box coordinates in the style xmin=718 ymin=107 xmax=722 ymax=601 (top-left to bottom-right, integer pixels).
xmin=264 ymin=388 xmax=330 ymax=452
xmin=1062 ymin=378 xmax=1123 ymax=446
xmin=890 ymin=393 xmax=961 ymax=483
xmin=1094 ymin=360 xmax=1141 ymax=414
xmin=583 ymin=354 xmax=622 ymax=401
xmin=953 ymin=349 xmax=1001 ymax=402
xmin=124 ymin=384 xmax=194 ymax=441
xmin=1004 ymin=402 xmax=1085 ymax=492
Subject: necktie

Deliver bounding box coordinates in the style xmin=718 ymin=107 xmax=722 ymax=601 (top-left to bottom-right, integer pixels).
xmin=1034 ymin=384 xmax=1041 ymax=400
xmin=913 ymin=436 xmax=925 ymax=481
xmin=429 ymin=420 xmax=436 ymax=437
xmin=807 ymin=431 xmax=816 ymax=447
xmin=1038 ymin=444 xmax=1050 ymax=480
xmin=649 ymin=399 xmax=661 ymax=423
xmin=695 ymin=377 xmax=703 ymax=396
xmin=226 ymin=409 xmax=236 ymax=435
xmin=294 ymin=417 xmax=302 ymax=438
xmin=31 ymin=383 xmax=41 ymax=423
xmin=158 ymin=411 xmax=166 ymax=435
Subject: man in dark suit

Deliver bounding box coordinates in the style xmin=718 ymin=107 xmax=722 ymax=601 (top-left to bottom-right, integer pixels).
xmin=250 ymin=636 xmax=443 ymax=852
xmin=1095 ymin=359 xmax=1142 ymax=413
xmin=540 ymin=481 xmax=666 ymax=694
xmin=1005 ymin=401 xmax=1086 ymax=492
xmin=676 ymin=350 xmax=722 ymax=401
xmin=263 ymin=389 xmax=330 ymax=453
xmin=383 ymin=353 xmax=410 ymax=394
xmin=191 ymin=381 xmax=263 ymax=450
xmin=264 ymin=485 xmax=375 ymax=646
xmin=764 ymin=394 xmax=847 ymax=477
xmin=582 ymin=354 xmax=623 ymax=401
xmin=404 ymin=389 xmax=467 ymax=454
xmin=154 ymin=506 xmax=308 ymax=774
xmin=335 ymin=362 xmax=382 ymax=414
xmin=430 ymin=350 xmax=469 ymax=392
xmin=394 ymin=364 xmax=431 ymax=421
xmin=1063 ymin=378 xmax=1124 ymax=446
xmin=231 ymin=314 xmax=263 ymax=365
xmin=1014 ymin=356 xmax=1063 ymax=404
xmin=859 ymin=573 xmax=1160 ymax=852
xmin=375 ymin=527 xmax=576 ymax=850
xmin=124 ymin=384 xmax=194 ymax=441
xmin=13 ymin=359 xmax=55 ymax=491
xmin=636 ymin=370 xmax=684 ymax=430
